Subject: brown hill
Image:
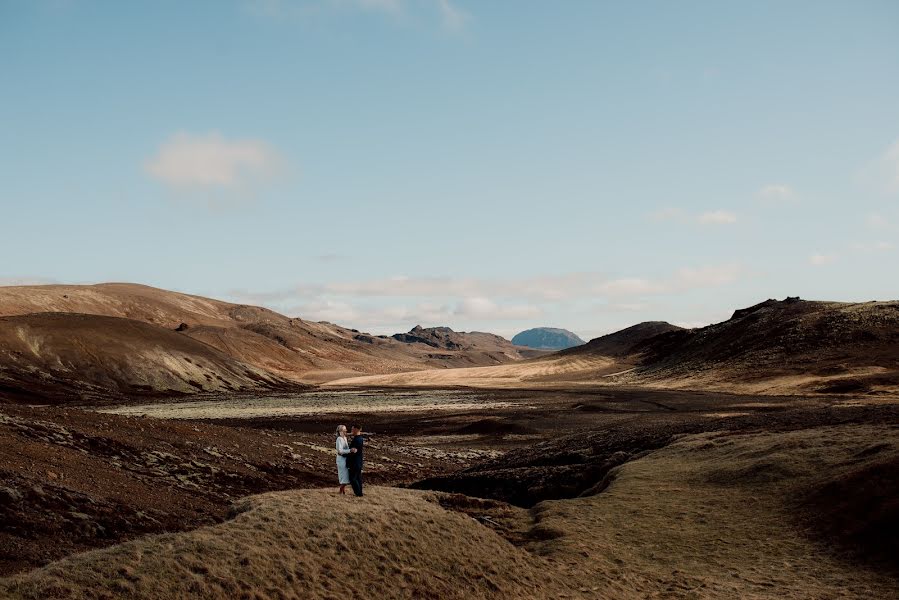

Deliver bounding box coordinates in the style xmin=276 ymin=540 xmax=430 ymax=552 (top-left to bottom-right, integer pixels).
xmin=0 ymin=283 xmax=539 ymax=401
xmin=0 ymin=313 xmax=294 ymax=403
xmin=617 ymin=298 xmax=899 ymax=394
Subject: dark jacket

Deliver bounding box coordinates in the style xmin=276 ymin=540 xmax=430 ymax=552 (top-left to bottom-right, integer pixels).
xmin=347 ymin=434 xmax=364 ymax=470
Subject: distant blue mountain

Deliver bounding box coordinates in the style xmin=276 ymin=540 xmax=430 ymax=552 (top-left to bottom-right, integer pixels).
xmin=512 ymin=327 xmax=585 ymax=350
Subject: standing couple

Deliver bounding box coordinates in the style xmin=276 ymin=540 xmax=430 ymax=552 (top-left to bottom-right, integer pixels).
xmin=335 ymin=424 xmax=364 ymax=497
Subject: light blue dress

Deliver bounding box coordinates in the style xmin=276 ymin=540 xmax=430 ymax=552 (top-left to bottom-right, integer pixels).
xmin=336 ymin=436 xmax=351 ymax=484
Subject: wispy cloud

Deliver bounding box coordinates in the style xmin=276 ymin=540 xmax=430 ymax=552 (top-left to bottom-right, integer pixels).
xmin=650 ymin=208 xmax=737 ymax=226
xmin=231 ymin=273 xmax=605 ymax=304
xmin=0 ymin=276 xmax=60 ymax=287
xmin=246 ymin=0 xmax=469 ymax=31
xmin=862 ymin=138 xmax=899 ymax=194
xmin=866 ymin=213 xmax=897 ymax=231
xmin=229 ymin=263 xmax=744 ymax=332
xmin=595 ymin=278 xmax=666 ymax=297
xmin=290 ymin=296 xmax=539 ymax=328
xmin=145 ymin=131 xmax=284 ymax=190
xmin=756 ymin=184 xmax=796 ymax=203
xmin=849 ymin=240 xmax=894 ymax=252
xmin=809 ymin=253 xmax=836 ymax=266
xmin=697 ymin=210 xmax=737 ymax=225
xmin=594 ymin=265 xmax=742 ymax=299
xmin=453 ymin=297 xmax=540 ymax=320
xmin=672 ymin=264 xmax=742 ymax=287
xmin=314 ymin=253 xmax=350 ymax=262
xmin=435 ymin=0 xmax=468 ymax=31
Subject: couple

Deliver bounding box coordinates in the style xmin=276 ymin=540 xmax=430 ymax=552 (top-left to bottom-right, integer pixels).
xmin=335 ymin=423 xmax=364 ymax=497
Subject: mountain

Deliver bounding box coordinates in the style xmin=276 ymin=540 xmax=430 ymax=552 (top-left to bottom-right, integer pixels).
xmin=330 ymin=298 xmax=899 ymax=396
xmin=392 ymin=325 xmax=546 ymax=359
xmin=512 ymin=327 xmax=585 ymax=350
xmin=615 ymin=297 xmax=899 ymax=394
xmin=0 ymin=283 xmax=536 ymax=403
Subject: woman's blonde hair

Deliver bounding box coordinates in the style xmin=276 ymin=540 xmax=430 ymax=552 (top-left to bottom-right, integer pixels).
xmin=335 ymin=424 xmax=347 ymax=437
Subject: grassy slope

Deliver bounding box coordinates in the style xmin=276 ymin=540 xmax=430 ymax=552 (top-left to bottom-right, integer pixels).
xmin=0 ymin=487 xmax=572 ymax=600
xmin=2 ymin=424 xmax=897 ymax=599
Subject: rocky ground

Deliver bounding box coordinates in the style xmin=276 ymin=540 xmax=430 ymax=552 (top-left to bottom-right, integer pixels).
xmin=0 ymin=402 xmax=467 ymax=576
xmin=5 ymin=386 xmax=895 ymax=580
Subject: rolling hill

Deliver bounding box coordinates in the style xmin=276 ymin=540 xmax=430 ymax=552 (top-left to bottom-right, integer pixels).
xmin=0 ymin=283 xmax=539 ymax=402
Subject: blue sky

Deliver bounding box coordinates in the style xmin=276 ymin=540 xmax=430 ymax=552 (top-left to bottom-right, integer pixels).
xmin=2 ymin=0 xmax=898 ymax=339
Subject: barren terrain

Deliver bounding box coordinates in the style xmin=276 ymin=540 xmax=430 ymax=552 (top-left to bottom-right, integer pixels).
xmin=1 ymin=397 xmax=896 ymax=599
xmin=2 ymin=285 xmax=899 ymax=598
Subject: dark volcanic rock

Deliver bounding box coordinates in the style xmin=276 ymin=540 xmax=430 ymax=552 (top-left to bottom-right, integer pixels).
xmin=392 ymin=325 xmax=464 ymax=350
xmin=413 ymin=405 xmax=899 ymax=509
xmin=511 ymin=328 xmax=585 ymax=350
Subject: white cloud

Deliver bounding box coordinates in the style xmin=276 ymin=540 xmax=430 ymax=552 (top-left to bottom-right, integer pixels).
xmin=809 ymin=253 xmax=836 ymax=266
xmin=234 ymin=265 xmax=743 ymax=306
xmin=436 ymin=0 xmax=467 ymax=30
xmin=228 ymin=263 xmax=742 ymax=332
xmin=866 ymin=213 xmax=897 ymax=231
xmin=241 ymin=273 xmax=604 ymax=303
xmin=596 ymin=278 xmax=666 ymax=297
xmin=757 ymin=184 xmax=797 ymax=203
xmin=593 ymin=264 xmax=743 ymax=299
xmin=291 ymin=299 xmax=361 ymax=323
xmin=672 ymin=264 xmax=741 ymax=288
xmin=649 ymin=208 xmax=737 ymax=225
xmin=453 ymin=297 xmax=540 ymax=320
xmin=144 ymin=132 xmax=283 ymax=189
xmin=850 ymin=240 xmax=894 ymax=252
xmin=697 ymin=210 xmax=737 ymax=225
xmin=603 ymin=302 xmax=651 ymax=312
xmin=287 ymin=296 xmax=536 ymax=329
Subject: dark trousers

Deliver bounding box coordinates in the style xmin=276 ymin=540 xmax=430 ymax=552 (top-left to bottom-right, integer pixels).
xmin=348 ymin=467 xmax=363 ymax=496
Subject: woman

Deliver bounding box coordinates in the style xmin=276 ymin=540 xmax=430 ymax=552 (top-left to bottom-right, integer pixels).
xmin=335 ymin=424 xmax=353 ymax=494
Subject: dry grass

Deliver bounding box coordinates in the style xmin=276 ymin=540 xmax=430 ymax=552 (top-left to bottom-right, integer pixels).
xmin=0 ymin=487 xmax=573 ymax=600
xmin=325 ymin=355 xmax=622 ymax=389
xmin=325 ymin=356 xmax=899 ymax=397
xmin=3 ymin=424 xmax=897 ymax=599
xmin=525 ymin=424 xmax=899 ymax=598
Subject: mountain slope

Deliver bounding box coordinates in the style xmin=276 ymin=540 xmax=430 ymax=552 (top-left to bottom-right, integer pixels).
xmin=616 ymin=298 xmax=899 ymax=394
xmin=561 ymin=321 xmax=681 ymax=357
xmin=330 ymin=298 xmax=899 ymax=395
xmin=0 ymin=283 xmax=540 ymax=401
xmin=0 ymin=313 xmax=294 ymax=403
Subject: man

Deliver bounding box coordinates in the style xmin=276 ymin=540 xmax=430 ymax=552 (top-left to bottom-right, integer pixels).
xmin=347 ymin=423 xmax=364 ymax=497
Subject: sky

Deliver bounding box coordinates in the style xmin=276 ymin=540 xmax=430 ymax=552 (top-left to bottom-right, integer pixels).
xmin=2 ymin=0 xmax=899 ymax=340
